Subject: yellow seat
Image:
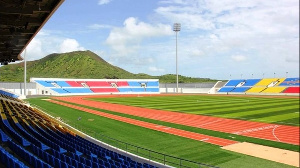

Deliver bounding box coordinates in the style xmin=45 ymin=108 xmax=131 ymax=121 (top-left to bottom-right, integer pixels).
xmin=246 ymin=87 xmax=265 ymax=93
xmin=262 ymin=87 xmax=287 ymax=93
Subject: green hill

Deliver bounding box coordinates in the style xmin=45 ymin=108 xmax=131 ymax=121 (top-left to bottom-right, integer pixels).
xmin=0 ymin=50 xmax=216 ymax=83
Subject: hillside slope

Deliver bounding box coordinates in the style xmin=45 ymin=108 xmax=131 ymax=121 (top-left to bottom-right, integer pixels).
xmin=0 ymin=50 xmax=216 ymax=83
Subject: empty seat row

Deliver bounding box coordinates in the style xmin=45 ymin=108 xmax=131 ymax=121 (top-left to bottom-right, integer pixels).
xmin=0 ymin=145 xmax=29 ymax=168
xmin=219 ymin=78 xmax=299 ymax=94
xmin=1 ymin=96 xmax=160 ymax=168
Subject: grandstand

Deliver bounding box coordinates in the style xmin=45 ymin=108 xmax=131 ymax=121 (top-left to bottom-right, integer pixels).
xmin=217 ymin=78 xmax=300 ymax=94
xmin=31 ymin=78 xmax=160 ymax=95
xmin=0 ymin=92 xmax=166 ymax=168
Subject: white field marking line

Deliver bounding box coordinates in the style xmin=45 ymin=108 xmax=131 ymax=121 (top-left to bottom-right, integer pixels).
xmin=196 ymin=99 xmax=251 ymax=103
xmin=232 ymin=125 xmax=278 ymax=135
xmin=198 ymin=119 xmax=224 ymax=127
xmin=295 ymin=112 xmax=299 ymax=113
xmin=163 ymin=127 xmax=172 ymax=130
xmin=200 ymin=138 xmax=209 ymax=141
xmin=272 ymin=125 xmax=281 ymax=142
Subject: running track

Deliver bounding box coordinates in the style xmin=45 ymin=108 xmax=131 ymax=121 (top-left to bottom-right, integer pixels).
xmin=52 ymin=96 xmax=299 ymax=145
xmin=48 ymin=99 xmax=237 ymax=146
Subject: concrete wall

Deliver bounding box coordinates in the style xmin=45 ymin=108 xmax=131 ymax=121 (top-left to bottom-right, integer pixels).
xmin=160 ymin=82 xmax=216 ymax=94
xmin=0 ymin=82 xmax=37 ymax=95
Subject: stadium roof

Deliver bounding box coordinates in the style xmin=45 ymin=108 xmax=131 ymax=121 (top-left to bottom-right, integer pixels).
xmin=0 ymin=0 xmax=64 ymax=65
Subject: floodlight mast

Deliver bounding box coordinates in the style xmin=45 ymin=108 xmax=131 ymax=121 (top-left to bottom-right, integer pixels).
xmin=173 ymin=23 xmax=181 ymax=93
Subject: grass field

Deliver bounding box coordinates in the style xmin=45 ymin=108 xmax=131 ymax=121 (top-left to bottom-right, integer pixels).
xmin=90 ymin=95 xmax=299 ymax=126
xmin=27 ymin=95 xmax=299 ymax=168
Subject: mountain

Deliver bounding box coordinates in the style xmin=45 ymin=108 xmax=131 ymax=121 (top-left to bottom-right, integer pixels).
xmin=0 ymin=50 xmax=216 ymax=83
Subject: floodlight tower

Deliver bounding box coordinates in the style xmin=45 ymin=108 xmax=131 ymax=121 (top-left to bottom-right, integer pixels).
xmin=173 ymin=23 xmax=181 ymax=93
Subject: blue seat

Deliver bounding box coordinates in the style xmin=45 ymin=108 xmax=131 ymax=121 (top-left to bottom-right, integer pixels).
xmin=51 ymin=88 xmax=70 ymax=94
xmin=231 ymin=87 xmax=250 ymax=92
xmin=128 ymin=82 xmax=141 ymax=86
xmin=146 ymin=88 xmax=159 ymax=92
xmin=14 ymin=123 xmax=49 ymax=150
xmin=85 ymin=159 xmax=92 ymax=167
xmin=146 ymin=81 xmax=159 ymax=87
xmin=0 ymin=128 xmax=11 ymax=142
xmin=92 ymin=162 xmax=100 ymax=168
xmin=35 ymin=80 xmax=54 ymax=87
xmin=279 ymin=78 xmax=300 ymax=86
xmin=130 ymin=88 xmax=145 ymax=92
xmin=71 ymin=159 xmax=78 ymax=167
xmin=55 ymin=81 xmax=71 ymax=87
xmin=60 ymin=161 xmax=68 ymax=168
xmin=104 ymin=162 xmax=111 ymax=168
xmin=78 ymin=162 xmax=85 ymax=168
xmin=2 ymin=120 xmax=31 ymax=146
xmin=0 ymin=146 xmax=29 ymax=168
xmin=54 ymin=158 xmax=61 ymax=168
xmin=218 ymin=87 xmax=235 ymax=92
xmin=243 ymin=79 xmax=261 ymax=86
xmin=224 ymin=80 xmax=245 ymax=86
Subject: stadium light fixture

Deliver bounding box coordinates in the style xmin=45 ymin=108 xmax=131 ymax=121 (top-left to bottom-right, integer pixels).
xmin=286 ymin=72 xmax=288 ymax=78
xmin=274 ymin=72 xmax=276 ymax=78
xmin=173 ymin=23 xmax=181 ymax=93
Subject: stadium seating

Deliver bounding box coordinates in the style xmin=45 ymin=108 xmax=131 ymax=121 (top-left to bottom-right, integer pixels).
xmin=0 ymin=90 xmax=19 ymax=99
xmin=0 ymin=145 xmax=29 ymax=168
xmin=283 ymin=87 xmax=300 ymax=93
xmin=246 ymin=87 xmax=266 ymax=93
xmin=261 ymin=87 xmax=286 ymax=93
xmin=218 ymin=77 xmax=299 ymax=94
xmin=279 ymin=78 xmax=300 ymax=86
xmin=32 ymin=78 xmax=160 ymax=95
xmin=85 ymin=81 xmax=111 ymax=87
xmin=218 ymin=87 xmax=235 ymax=92
xmin=35 ymin=80 xmax=54 ymax=87
xmin=90 ymin=88 xmax=119 ymax=93
xmin=66 ymin=81 xmax=83 ymax=87
xmin=55 ymin=81 xmax=71 ymax=87
xmin=242 ymin=79 xmax=261 ymax=86
xmin=224 ymin=80 xmax=245 ymax=87
xmin=0 ymin=94 xmax=160 ymax=168
xmin=231 ymin=87 xmax=251 ymax=92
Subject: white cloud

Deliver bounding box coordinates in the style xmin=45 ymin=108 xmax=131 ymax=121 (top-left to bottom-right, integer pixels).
xmin=149 ymin=66 xmax=165 ymax=72
xmin=88 ymin=24 xmax=112 ymax=30
xmin=24 ymin=38 xmax=44 ymax=60
xmin=59 ymin=39 xmax=85 ymax=53
xmin=105 ymin=17 xmax=173 ymax=58
xmin=98 ymin=0 xmax=112 ymax=5
xmin=231 ymin=55 xmax=247 ymax=62
xmin=151 ymin=0 xmax=299 ymax=78
xmin=21 ymin=31 xmax=85 ymax=61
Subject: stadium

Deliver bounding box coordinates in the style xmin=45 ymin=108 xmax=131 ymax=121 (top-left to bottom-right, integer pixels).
xmin=0 ymin=1 xmax=299 ymax=168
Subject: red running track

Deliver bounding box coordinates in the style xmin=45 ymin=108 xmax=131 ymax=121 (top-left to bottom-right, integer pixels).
xmin=53 ymin=96 xmax=300 ymax=145
xmin=48 ymin=99 xmax=237 ymax=146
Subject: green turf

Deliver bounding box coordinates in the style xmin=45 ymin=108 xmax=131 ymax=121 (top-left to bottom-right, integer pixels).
xmin=27 ymin=97 xmax=298 ymax=168
xmin=46 ymin=97 xmax=299 ymax=152
xmin=90 ymin=95 xmax=299 ymax=126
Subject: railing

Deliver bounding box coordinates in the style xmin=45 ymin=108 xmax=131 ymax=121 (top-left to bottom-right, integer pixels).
xmin=30 ymin=103 xmax=218 ymax=168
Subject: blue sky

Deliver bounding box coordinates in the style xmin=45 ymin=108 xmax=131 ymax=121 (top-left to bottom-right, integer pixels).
xmin=22 ymin=0 xmax=299 ymax=80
